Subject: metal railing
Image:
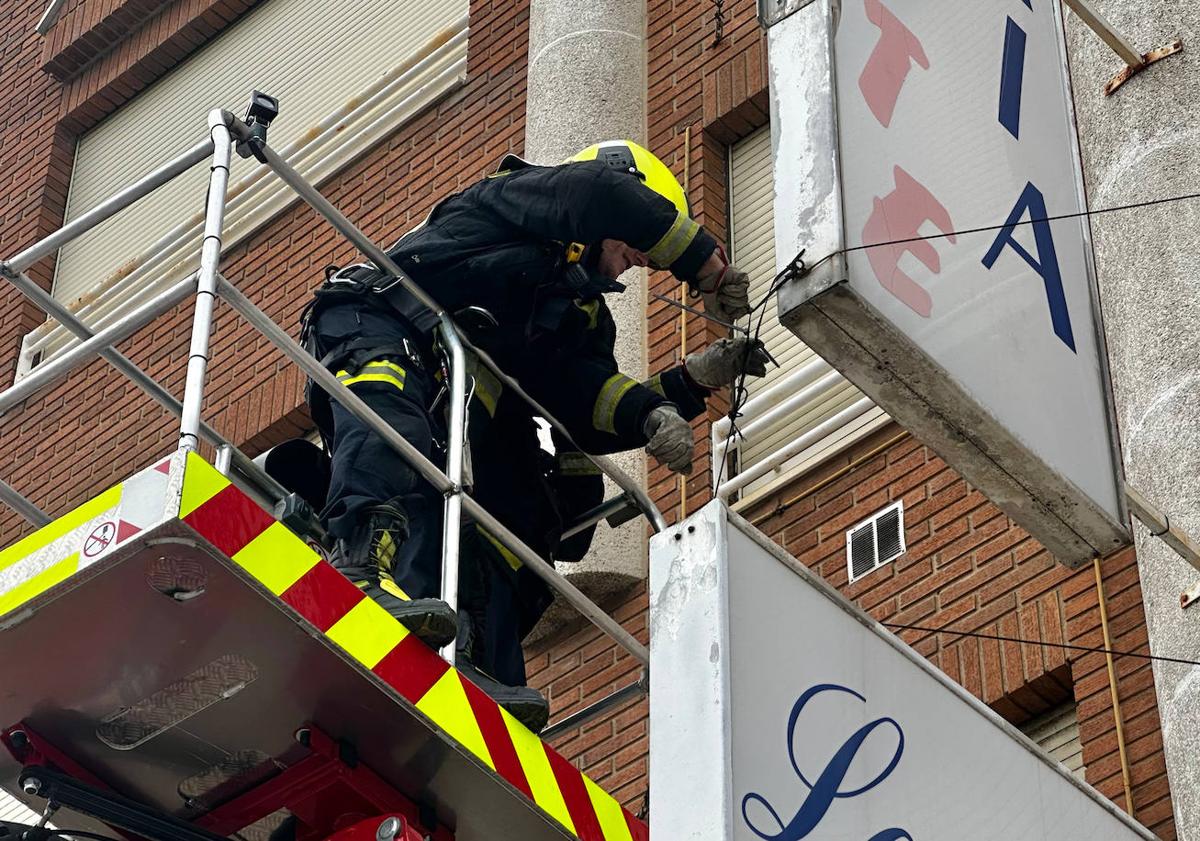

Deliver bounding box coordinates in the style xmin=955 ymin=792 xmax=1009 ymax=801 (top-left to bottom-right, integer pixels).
xmin=711 ymin=354 xmax=876 ymax=500
xmin=0 ymin=107 xmax=654 ymax=732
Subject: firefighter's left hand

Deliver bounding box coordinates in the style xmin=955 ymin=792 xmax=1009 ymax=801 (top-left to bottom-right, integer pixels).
xmin=699 ymin=264 xmax=752 ymax=323
xmin=685 ymin=337 xmax=771 ymax=388
xmin=643 ymin=406 xmax=694 ymax=474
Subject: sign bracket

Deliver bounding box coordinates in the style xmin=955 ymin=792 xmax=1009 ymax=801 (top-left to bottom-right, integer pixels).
xmin=1060 ymin=0 xmax=1183 ymax=95
xmin=1122 ymin=484 xmax=1200 ymax=608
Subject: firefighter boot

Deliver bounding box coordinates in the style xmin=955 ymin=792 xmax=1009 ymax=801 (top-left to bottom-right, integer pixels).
xmin=331 ymin=501 xmax=457 ymax=648
xmin=458 ymin=660 xmax=550 ymax=734
xmin=456 ymin=611 xmax=550 ymax=733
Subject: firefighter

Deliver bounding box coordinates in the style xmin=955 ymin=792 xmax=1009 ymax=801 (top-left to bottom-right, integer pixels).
xmin=459 ymin=332 xmax=770 ymax=726
xmin=302 ymin=140 xmax=757 ymax=729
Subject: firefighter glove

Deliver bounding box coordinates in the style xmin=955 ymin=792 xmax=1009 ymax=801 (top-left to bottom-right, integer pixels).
xmin=699 ymin=264 xmax=752 ymax=323
xmin=643 ymin=405 xmax=694 ymax=475
xmin=685 ymin=337 xmax=771 ymax=388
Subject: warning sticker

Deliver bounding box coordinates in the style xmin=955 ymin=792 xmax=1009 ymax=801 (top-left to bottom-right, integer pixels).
xmin=83 ymin=522 xmax=117 ymax=558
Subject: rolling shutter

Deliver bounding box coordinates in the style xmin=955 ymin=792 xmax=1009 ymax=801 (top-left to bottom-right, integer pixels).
xmin=1020 ymin=702 xmax=1086 ymax=779
xmin=33 ymin=0 xmax=467 ymax=364
xmin=727 ymin=127 xmax=887 ymax=497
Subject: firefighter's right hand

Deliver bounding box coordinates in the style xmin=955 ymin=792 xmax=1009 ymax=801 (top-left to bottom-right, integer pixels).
xmin=698 ymin=264 xmax=752 ymax=323
xmin=643 ymin=405 xmax=694 ymax=475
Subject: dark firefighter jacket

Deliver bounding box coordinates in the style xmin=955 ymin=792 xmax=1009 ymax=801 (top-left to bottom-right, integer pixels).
xmin=377 ymin=158 xmax=721 ymax=453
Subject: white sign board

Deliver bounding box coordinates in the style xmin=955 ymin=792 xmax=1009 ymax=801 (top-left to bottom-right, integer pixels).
xmin=765 ymin=0 xmax=1127 ymax=565
xmin=649 ymin=501 xmax=1155 ymax=841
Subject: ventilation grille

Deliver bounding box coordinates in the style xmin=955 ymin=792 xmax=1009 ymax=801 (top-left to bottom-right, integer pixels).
xmin=846 ymin=502 xmax=906 ymax=583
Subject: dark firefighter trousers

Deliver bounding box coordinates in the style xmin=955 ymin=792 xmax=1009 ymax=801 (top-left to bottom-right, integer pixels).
xmin=310 ymin=300 xmax=538 ymax=688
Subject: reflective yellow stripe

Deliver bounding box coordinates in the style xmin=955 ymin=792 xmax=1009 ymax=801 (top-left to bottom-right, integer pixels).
xmin=232 ymin=522 xmax=320 ymax=595
xmin=377 ymin=576 xmax=411 ymax=601
xmin=644 ymin=373 xmax=666 ymax=398
xmin=477 ymin=525 xmax=522 ymax=571
xmin=180 ymin=453 xmax=230 ymax=519
xmin=584 ymin=775 xmax=635 ymax=841
xmin=325 ymin=597 xmax=409 ymax=669
xmin=0 ymin=554 xmax=80 ymax=616
xmin=646 ymin=211 xmax=700 ymax=267
xmin=501 ymin=708 xmax=575 ymax=834
xmin=337 ymin=359 xmax=406 ymax=391
xmin=0 ymin=485 xmax=121 ymax=573
xmin=416 ymin=670 xmax=495 ymax=771
xmin=468 ymin=357 xmax=503 ymax=418
xmin=575 ymin=299 xmax=600 ymax=330
xmin=556 ymin=452 xmax=601 ymax=477
xmin=592 ymin=374 xmax=638 ymax=435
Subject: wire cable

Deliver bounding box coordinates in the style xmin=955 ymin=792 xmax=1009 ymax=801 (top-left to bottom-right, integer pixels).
xmin=707 ymin=188 xmax=1200 ymax=495
xmin=883 ymin=621 xmax=1200 ymax=668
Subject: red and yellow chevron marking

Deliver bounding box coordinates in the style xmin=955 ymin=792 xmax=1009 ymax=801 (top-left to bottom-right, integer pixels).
xmin=179 ymin=453 xmax=648 ymax=841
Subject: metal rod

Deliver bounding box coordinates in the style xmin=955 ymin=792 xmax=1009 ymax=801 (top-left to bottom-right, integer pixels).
xmin=541 ymin=673 xmax=647 ymax=741
xmin=179 ymin=113 xmax=233 ymax=450
xmin=437 ymin=322 xmax=468 ymax=665
xmin=1123 ymin=484 xmax=1200 ymax=574
xmin=214 ymin=444 xmax=234 ymax=476
xmin=560 ymin=494 xmax=636 ymax=542
xmin=0 ymin=277 xmax=195 ymax=417
xmin=717 ymin=397 xmax=875 ymax=498
xmin=713 ymin=357 xmax=831 ymax=436
xmin=462 ymin=493 xmax=649 ymax=665
xmin=240 ymin=127 xmax=667 ymax=534
xmin=0 ymin=265 xmax=287 ymax=505
xmin=1060 ymin=0 xmax=1144 ymax=68
xmin=34 ymin=0 xmax=67 ymax=36
xmin=218 ymin=277 xmax=455 ymax=495
xmin=1093 ymin=556 xmax=1135 ymax=815
xmin=7 ymin=140 xmax=213 ymax=274
xmin=0 ymin=478 xmax=51 ymax=528
xmin=219 ymin=276 xmax=649 ymax=664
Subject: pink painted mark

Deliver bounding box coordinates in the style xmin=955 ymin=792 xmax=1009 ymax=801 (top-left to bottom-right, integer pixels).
xmin=858 ymin=0 xmax=930 ymax=127
xmin=862 ymin=166 xmax=955 ymax=317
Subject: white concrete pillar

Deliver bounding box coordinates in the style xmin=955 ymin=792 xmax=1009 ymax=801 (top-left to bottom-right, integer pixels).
xmin=1064 ymin=4 xmax=1200 ymax=836
xmin=524 ymin=0 xmax=649 ymax=600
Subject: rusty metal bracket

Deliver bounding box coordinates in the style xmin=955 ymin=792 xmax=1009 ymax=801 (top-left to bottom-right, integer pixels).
xmin=1105 ymin=40 xmax=1185 ymax=96
xmin=1124 ymin=485 xmax=1200 ymax=609
xmin=1181 ymin=581 xmax=1200 ymax=611
xmin=1059 ymin=0 xmax=1183 ymax=95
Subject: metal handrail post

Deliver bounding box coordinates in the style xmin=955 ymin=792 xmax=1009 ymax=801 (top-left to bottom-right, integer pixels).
xmin=233 ymin=123 xmax=667 ymax=533
xmin=0 ymin=277 xmax=195 ymax=417
xmin=7 ymin=140 xmax=214 ymax=274
xmin=218 ymin=277 xmax=649 ymax=666
xmin=179 ymin=112 xmax=234 ymax=451
xmin=437 ymin=323 xmax=468 ymax=664
xmin=0 ymin=479 xmax=51 ymax=528
xmin=0 ymin=265 xmax=287 ymax=504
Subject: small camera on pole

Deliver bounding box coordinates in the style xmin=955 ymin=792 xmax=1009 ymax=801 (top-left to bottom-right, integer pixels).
xmin=237 ymin=90 xmax=279 ymax=163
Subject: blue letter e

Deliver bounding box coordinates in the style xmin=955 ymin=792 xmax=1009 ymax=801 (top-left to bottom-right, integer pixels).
xmin=982 ymin=182 xmax=1076 ymax=353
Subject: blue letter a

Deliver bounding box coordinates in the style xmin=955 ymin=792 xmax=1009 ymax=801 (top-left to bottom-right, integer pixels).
xmin=982 ymin=182 xmax=1076 ymax=353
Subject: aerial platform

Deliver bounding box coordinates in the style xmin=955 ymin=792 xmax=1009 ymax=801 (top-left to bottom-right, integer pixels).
xmin=0 ymin=452 xmax=645 ymax=841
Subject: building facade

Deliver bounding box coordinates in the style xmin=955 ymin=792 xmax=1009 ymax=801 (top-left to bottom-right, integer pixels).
xmin=0 ymin=0 xmax=1189 ymax=837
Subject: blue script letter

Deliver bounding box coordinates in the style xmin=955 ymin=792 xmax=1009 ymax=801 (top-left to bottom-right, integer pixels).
xmin=982 ymin=181 xmax=1077 ymax=352
xmin=741 ymin=684 xmax=912 ymax=841
xmin=998 ymin=17 xmax=1027 ymax=139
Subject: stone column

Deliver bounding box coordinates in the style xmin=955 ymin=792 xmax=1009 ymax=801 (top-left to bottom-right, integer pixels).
xmin=1064 ymin=5 xmax=1200 ymax=837
xmin=524 ymin=0 xmax=649 ymax=600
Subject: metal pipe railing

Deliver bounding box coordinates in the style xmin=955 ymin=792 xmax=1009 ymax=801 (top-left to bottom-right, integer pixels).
xmin=0 ymin=479 xmax=50 ymax=528
xmin=8 ymin=140 xmax=214 ymax=274
xmin=542 ymin=671 xmax=647 ymax=741
xmin=179 ymin=113 xmax=234 ymax=451
xmin=219 ymin=278 xmax=649 ymax=666
xmin=0 ymin=276 xmax=195 ymax=417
